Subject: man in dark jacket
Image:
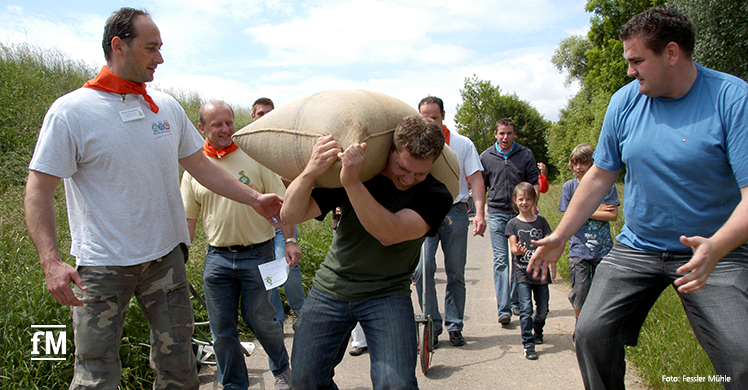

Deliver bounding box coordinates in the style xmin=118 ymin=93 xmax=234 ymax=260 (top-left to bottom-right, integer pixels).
xmin=480 ymin=118 xmax=539 ymax=325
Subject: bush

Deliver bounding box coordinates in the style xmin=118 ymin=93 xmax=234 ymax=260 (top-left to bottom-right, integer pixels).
xmin=0 ymin=42 xmax=96 ymax=190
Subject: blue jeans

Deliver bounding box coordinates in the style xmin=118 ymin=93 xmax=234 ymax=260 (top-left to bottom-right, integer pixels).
xmin=413 ymin=202 xmax=468 ymax=333
xmin=270 ymin=227 xmax=306 ymax=322
xmin=517 ymin=282 xmax=549 ymax=345
xmin=576 ymin=243 xmax=748 ymax=390
xmin=203 ymin=242 xmax=290 ymax=389
xmin=488 ymin=212 xmax=517 ymax=317
xmin=290 ymin=287 xmax=418 ymax=390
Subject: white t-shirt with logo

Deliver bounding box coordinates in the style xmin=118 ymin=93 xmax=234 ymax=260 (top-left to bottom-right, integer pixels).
xmin=29 ymin=88 xmax=203 ymax=266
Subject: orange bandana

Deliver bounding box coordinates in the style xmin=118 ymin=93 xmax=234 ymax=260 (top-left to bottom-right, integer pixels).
xmin=83 ymin=66 xmax=159 ymax=113
xmin=442 ymin=125 xmax=451 ymax=146
xmin=202 ymin=139 xmax=239 ymax=159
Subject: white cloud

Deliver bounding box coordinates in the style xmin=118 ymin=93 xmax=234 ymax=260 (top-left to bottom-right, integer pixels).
xmin=0 ymin=5 xmax=105 ymax=68
xmin=2 ymin=0 xmax=590 ymax=126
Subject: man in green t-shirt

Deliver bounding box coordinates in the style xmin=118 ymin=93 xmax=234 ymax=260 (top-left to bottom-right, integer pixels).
xmin=281 ymin=115 xmax=452 ymax=389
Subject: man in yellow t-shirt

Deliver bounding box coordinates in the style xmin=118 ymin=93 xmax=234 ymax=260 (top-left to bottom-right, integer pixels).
xmin=181 ymin=101 xmax=299 ymax=390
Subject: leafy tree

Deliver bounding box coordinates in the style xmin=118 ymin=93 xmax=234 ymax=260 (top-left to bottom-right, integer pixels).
xmin=552 ymin=35 xmax=593 ymax=87
xmin=547 ymin=0 xmax=665 ymax=182
xmin=669 ymin=0 xmax=748 ymax=81
xmin=547 ymin=86 xmax=613 ymax=182
xmin=454 ymin=75 xmax=550 ymax=170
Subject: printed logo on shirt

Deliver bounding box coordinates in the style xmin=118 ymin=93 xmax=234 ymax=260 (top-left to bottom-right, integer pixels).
xmin=151 ymin=120 xmax=173 ymax=139
xmin=238 ymin=171 xmax=250 ymax=185
xmin=517 ymin=227 xmax=544 ymax=265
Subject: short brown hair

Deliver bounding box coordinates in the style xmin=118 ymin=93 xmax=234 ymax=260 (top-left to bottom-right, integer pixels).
xmin=496 ymin=118 xmax=515 ymax=131
xmin=392 ymin=115 xmax=445 ymax=162
xmin=569 ymin=143 xmax=594 ymax=168
xmin=619 ymin=6 xmax=695 ymax=58
xmin=103 ymin=7 xmax=149 ymax=61
xmin=251 ymin=97 xmax=274 ymax=115
xmin=418 ymin=96 xmax=444 ymax=112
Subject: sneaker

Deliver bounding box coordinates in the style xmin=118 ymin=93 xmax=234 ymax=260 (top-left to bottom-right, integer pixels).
xmin=534 ymin=333 xmax=544 ymax=345
xmin=432 ymin=328 xmax=442 ymax=348
xmin=511 ymin=306 xmax=520 ymax=317
xmin=290 ymin=310 xmax=300 ymax=331
xmin=523 ymin=344 xmax=538 ymax=360
xmin=448 ymin=330 xmax=465 ymax=347
xmin=274 ymin=368 xmax=292 ymax=390
xmin=349 ymin=346 xmax=368 ymax=356
xmin=498 ymin=314 xmax=511 ymax=325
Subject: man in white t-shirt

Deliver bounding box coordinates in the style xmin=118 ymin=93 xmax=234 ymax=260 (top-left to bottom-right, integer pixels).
xmin=24 ymin=8 xmax=281 ymax=389
xmin=413 ymin=96 xmax=486 ymax=347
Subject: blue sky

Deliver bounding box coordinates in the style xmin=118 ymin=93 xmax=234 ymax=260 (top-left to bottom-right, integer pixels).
xmin=1 ymin=0 xmax=591 ymax=127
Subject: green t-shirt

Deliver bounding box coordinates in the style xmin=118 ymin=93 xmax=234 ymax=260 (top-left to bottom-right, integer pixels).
xmin=311 ymin=174 xmax=452 ymax=302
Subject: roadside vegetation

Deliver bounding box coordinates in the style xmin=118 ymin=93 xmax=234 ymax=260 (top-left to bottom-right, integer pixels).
xmin=1 ymin=0 xmax=735 ymax=381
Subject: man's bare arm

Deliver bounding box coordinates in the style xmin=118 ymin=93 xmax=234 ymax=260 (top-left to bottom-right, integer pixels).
xmin=529 ymin=165 xmax=619 ymax=281
xmin=25 ymin=170 xmax=86 ymax=306
xmin=281 ymin=135 xmax=341 ymax=225
xmin=468 ymin=171 xmax=487 ymax=236
xmin=339 ymin=143 xmax=431 ymax=246
xmin=180 ymin=151 xmax=282 ymax=221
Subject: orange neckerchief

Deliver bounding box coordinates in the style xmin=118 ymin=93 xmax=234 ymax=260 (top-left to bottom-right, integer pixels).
xmin=442 ymin=125 xmax=451 ymax=146
xmin=202 ymin=139 xmax=239 ymax=159
xmin=83 ymin=66 xmax=159 ymax=113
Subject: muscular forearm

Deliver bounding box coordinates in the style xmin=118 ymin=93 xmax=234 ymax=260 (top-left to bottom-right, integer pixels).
xmin=280 ymin=171 xmax=319 ymax=225
xmin=25 ymin=171 xmax=63 ymax=267
xmin=344 ymin=179 xmax=428 ymax=246
xmin=279 ymin=220 xmax=296 ymax=240
xmin=186 ymin=218 xmax=198 ymax=244
xmin=469 ymin=172 xmax=486 ymax=218
xmin=184 ymin=154 xmax=260 ymax=206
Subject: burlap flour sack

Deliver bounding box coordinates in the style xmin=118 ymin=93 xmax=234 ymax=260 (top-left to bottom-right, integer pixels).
xmin=232 ymin=89 xmax=460 ymax=200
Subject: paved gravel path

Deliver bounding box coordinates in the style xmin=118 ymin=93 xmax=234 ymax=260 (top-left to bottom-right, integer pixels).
xmin=199 ymin=225 xmax=647 ymax=389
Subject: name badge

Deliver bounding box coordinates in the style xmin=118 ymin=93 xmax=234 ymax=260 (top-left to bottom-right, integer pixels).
xmin=119 ymin=107 xmax=145 ymax=122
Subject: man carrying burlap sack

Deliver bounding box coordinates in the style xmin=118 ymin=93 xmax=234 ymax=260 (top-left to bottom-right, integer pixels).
xmin=281 ymin=115 xmax=453 ymax=389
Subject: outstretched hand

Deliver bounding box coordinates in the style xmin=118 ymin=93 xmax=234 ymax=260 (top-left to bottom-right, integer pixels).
xmin=528 ymin=233 xmax=566 ymax=282
xmin=674 ymin=235 xmax=720 ymax=293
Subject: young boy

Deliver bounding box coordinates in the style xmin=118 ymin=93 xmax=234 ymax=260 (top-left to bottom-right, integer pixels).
xmin=505 ymin=182 xmax=552 ymax=360
xmin=559 ymin=143 xmax=619 ymax=320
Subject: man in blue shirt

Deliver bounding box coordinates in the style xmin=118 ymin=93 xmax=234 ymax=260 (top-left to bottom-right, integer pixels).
xmin=531 ymin=7 xmax=748 ymax=390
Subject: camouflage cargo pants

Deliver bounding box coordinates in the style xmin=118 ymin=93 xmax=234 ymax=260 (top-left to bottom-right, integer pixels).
xmin=70 ymin=245 xmax=198 ymax=389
